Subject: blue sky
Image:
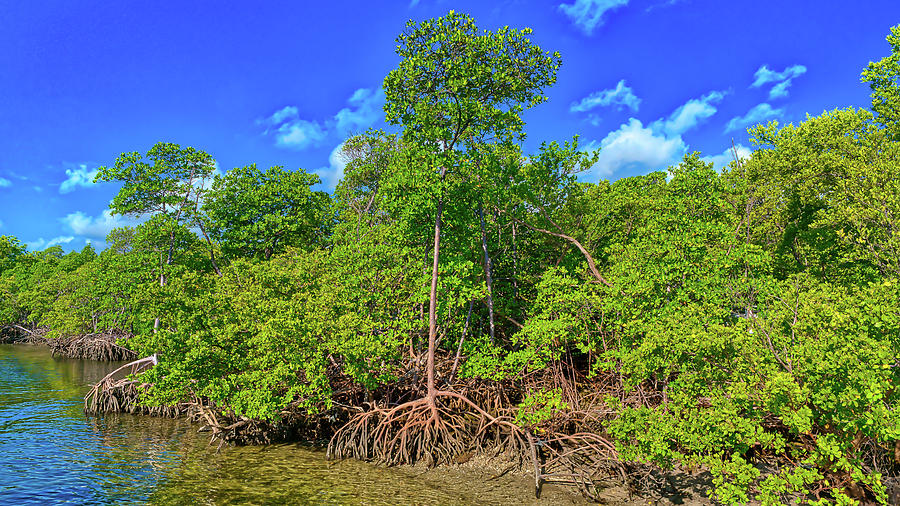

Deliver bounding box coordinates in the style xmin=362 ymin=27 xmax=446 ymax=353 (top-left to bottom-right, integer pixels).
xmin=1 ymin=0 xmax=898 ymax=251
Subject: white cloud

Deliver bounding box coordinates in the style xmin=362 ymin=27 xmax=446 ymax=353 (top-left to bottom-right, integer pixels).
xmin=570 ymin=80 xmax=641 ymax=114
xmin=652 ymin=90 xmax=726 ymax=136
xmin=59 ymin=164 xmax=99 ymax=193
xmin=584 ymin=118 xmax=686 ymax=179
xmin=259 ymin=87 xmax=382 ymax=150
xmin=751 ymin=64 xmax=807 ymax=99
xmin=579 ymin=89 xmax=730 ymax=179
xmin=259 ymin=106 xmax=326 ymax=150
xmin=276 ymin=120 xmax=326 ymax=149
xmin=26 ymin=236 xmax=75 ymax=251
xmin=0 ymin=177 xmax=10 ymax=188
xmin=334 ymin=88 xmax=385 ymax=134
xmin=315 ymin=142 xmax=349 ymax=191
xmin=725 ymin=103 xmax=783 ymax=133
xmin=586 ymin=114 xmax=603 ymax=126
xmin=62 ymin=210 xmax=144 ymax=241
xmin=702 ymin=144 xmax=752 ymax=171
xmin=559 ymin=0 xmax=629 ymax=34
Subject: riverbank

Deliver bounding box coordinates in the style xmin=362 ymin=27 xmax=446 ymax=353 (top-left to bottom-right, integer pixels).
xmin=0 ymin=343 xmax=600 ymax=504
xmin=2 ymin=342 xmax=717 ymax=503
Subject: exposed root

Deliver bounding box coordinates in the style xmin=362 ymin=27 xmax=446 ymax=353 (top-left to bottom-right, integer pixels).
xmin=0 ymin=324 xmax=48 ymax=344
xmin=51 ymin=332 xmax=136 ymax=361
xmin=188 ymin=402 xmax=339 ymax=446
xmin=536 ymin=431 xmax=625 ymax=501
xmin=328 ymin=390 xmax=528 ymax=469
xmin=83 ymin=354 xmax=174 ymax=415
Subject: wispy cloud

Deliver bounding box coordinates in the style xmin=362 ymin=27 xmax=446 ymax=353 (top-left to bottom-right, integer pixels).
xmin=570 ymin=80 xmax=641 ymax=115
xmin=334 ymin=88 xmax=385 ymax=135
xmin=258 ymin=106 xmax=326 ymax=150
xmin=652 ymin=90 xmax=726 ymax=136
xmin=62 ymin=210 xmax=144 ymax=241
xmin=752 ymin=64 xmax=807 ymax=99
xmin=645 ymin=0 xmax=683 ymax=12
xmin=60 ymin=164 xmax=99 ymax=193
xmin=559 ymin=0 xmax=629 ymax=34
xmin=0 ymin=177 xmax=10 ymax=188
xmin=725 ymin=103 xmax=783 ymax=133
xmin=702 ymin=143 xmax=752 ymax=171
xmin=26 ymin=236 xmax=75 ymax=251
xmin=276 ymin=120 xmax=326 ymax=149
xmin=259 ymin=87 xmax=383 ymax=150
xmin=267 ymin=105 xmax=299 ymax=125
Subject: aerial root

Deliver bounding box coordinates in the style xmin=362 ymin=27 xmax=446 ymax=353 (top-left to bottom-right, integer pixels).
xmin=327 ymin=390 xmax=527 ymax=468
xmin=52 ymin=332 xmax=136 ymax=361
xmin=0 ymin=325 xmax=48 ymax=344
xmin=83 ymin=354 xmax=177 ymax=416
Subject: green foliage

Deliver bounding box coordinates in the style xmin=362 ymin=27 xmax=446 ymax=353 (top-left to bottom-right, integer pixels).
xmin=862 ymin=25 xmax=900 ymax=134
xmin=515 ymin=387 xmax=569 ymax=428
xmin=738 ymin=107 xmax=900 ymax=282
xmin=385 ymin=10 xmax=561 ymax=148
xmin=95 ymin=142 xmax=216 ymax=219
xmin=204 ymin=164 xmax=332 ymax=260
xmin=0 ymin=236 xmax=26 ymax=275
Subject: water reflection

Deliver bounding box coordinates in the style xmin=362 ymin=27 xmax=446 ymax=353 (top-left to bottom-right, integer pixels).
xmin=0 ymin=345 xmax=583 ymax=505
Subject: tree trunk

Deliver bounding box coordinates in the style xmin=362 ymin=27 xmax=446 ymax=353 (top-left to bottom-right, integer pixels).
xmin=511 ymin=214 xmax=613 ymax=288
xmin=154 ymin=227 xmax=176 ymax=333
xmin=478 ymin=201 xmax=496 ymax=343
xmin=426 ymin=170 xmax=447 ymax=398
xmin=197 ymin=221 xmax=222 ymax=276
xmin=512 ymin=220 xmax=519 ymax=298
xmin=449 ymin=300 xmax=473 ymax=383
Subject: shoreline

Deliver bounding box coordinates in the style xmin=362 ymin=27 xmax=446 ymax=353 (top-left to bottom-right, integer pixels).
xmin=4 ymin=340 xmax=714 ymax=503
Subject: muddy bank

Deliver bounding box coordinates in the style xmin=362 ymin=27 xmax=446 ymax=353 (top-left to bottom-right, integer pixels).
xmin=395 ymin=452 xmax=714 ymax=505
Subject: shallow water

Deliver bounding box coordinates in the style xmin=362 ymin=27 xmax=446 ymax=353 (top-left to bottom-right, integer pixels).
xmin=0 ymin=345 xmax=584 ymax=505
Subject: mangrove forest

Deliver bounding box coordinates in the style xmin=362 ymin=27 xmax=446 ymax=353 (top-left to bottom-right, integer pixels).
xmin=2 ymin=12 xmax=900 ymax=505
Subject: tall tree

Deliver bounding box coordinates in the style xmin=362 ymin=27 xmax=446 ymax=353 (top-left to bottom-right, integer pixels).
xmin=0 ymin=236 xmax=26 ymax=276
xmin=384 ymin=10 xmax=560 ymax=403
xmin=96 ymin=142 xmax=218 ymax=328
xmin=330 ymin=11 xmax=562 ymax=465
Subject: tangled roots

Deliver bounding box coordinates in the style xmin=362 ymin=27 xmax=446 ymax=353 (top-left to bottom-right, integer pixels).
xmin=83 ymin=354 xmax=176 ymax=416
xmin=53 ymin=333 xmax=136 ymax=361
xmin=328 ymin=391 xmax=529 ymax=469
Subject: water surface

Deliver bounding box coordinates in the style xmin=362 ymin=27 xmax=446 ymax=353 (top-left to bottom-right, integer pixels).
xmin=0 ymin=345 xmax=584 ymax=505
